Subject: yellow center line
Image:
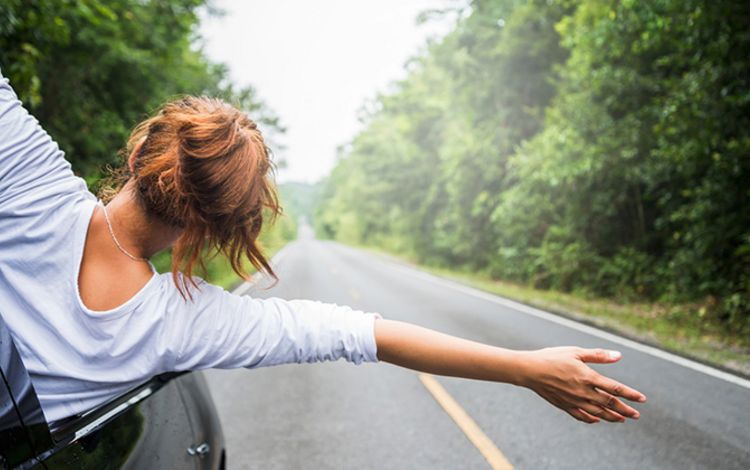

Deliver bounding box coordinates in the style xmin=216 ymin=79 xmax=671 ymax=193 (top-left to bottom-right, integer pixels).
xmin=418 ymin=373 xmax=514 ymax=470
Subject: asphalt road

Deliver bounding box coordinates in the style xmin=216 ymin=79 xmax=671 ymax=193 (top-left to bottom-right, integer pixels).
xmin=205 ymin=229 xmax=750 ymax=469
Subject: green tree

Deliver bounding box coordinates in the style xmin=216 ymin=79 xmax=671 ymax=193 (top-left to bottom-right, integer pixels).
xmin=0 ymin=0 xmax=281 ymax=182
xmin=317 ymin=0 xmax=750 ymax=333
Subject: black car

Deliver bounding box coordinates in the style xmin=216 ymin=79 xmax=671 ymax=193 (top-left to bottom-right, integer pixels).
xmin=0 ymin=312 xmax=225 ymax=469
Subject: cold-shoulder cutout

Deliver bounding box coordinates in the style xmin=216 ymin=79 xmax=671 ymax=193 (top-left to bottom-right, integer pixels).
xmin=76 ymin=205 xmax=157 ymax=313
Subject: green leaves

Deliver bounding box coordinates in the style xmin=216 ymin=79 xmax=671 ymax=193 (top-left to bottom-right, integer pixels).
xmin=317 ymin=0 xmax=750 ymax=334
xmin=0 ymin=0 xmax=281 ymax=182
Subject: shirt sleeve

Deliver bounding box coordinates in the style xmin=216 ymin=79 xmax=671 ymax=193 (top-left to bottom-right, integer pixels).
xmin=167 ymin=281 xmax=381 ymax=371
xmin=0 ymin=68 xmax=85 ymax=208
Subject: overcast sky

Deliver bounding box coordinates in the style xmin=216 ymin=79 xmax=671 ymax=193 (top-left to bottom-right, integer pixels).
xmin=199 ymin=1 xmax=455 ymax=183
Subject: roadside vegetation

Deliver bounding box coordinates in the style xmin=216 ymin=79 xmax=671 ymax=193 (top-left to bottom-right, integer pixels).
xmin=316 ymin=0 xmax=750 ymax=369
xmin=1 ymin=1 xmax=285 ymax=183
xmin=1 ymin=0 xmax=295 ymax=289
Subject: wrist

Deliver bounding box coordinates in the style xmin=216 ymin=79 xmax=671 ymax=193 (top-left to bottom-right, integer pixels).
xmin=504 ymin=350 xmax=534 ymax=387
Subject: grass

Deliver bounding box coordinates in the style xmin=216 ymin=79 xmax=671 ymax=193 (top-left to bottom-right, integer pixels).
xmin=357 ymin=244 xmax=750 ymax=377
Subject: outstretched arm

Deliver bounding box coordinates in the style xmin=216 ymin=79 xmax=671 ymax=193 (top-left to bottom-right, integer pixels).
xmin=375 ymin=319 xmax=647 ymax=424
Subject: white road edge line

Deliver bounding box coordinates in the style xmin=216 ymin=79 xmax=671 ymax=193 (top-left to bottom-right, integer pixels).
xmin=364 ymin=248 xmax=750 ymax=390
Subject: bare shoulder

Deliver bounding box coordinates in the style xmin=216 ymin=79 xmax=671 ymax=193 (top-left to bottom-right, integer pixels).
xmin=78 ymin=208 xmax=155 ymax=312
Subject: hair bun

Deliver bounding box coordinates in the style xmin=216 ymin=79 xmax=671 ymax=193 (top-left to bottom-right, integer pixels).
xmin=118 ymin=96 xmax=281 ymax=297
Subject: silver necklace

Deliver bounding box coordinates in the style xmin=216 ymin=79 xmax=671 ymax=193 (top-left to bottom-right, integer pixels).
xmin=100 ymin=202 xmax=148 ymax=262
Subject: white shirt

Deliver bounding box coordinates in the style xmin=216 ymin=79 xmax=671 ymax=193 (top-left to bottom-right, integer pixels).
xmin=0 ymin=70 xmax=379 ymax=423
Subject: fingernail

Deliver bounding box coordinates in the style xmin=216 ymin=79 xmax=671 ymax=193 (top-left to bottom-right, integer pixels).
xmin=608 ymin=350 xmax=621 ymax=360
xmin=633 ymin=411 xmax=640 ymax=419
xmin=639 ymin=395 xmax=647 ymax=403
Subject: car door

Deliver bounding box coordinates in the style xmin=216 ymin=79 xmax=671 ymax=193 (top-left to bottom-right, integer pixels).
xmin=0 ymin=310 xmax=209 ymax=470
xmin=174 ymin=373 xmax=226 ymax=470
xmin=40 ymin=379 xmax=201 ymax=470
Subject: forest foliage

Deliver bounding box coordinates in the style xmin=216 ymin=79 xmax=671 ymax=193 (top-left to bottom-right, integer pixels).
xmin=316 ymin=0 xmax=750 ymax=334
xmin=0 ymin=0 xmax=282 ymax=183
xmin=1 ymin=0 xmax=292 ymax=286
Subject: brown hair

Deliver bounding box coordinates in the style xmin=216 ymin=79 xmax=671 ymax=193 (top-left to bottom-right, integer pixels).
xmin=104 ymin=96 xmax=280 ymax=296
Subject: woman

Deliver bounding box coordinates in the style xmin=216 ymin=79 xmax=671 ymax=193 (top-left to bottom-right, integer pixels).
xmin=0 ymin=69 xmax=645 ymax=428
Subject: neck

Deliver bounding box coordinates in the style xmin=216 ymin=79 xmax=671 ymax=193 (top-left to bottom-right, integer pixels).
xmin=104 ymin=182 xmax=181 ymax=259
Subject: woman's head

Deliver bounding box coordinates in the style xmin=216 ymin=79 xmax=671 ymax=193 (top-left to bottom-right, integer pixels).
xmin=108 ymin=96 xmax=280 ymax=294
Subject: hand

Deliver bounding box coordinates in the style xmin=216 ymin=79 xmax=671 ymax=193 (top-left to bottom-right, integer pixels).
xmin=516 ymin=347 xmax=647 ymax=424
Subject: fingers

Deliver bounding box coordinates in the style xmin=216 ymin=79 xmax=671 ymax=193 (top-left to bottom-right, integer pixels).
xmin=577 ymin=348 xmax=622 ymax=364
xmin=590 ymin=388 xmax=641 ymax=419
xmin=595 ymin=376 xmax=647 ymax=403
xmin=576 ymin=400 xmax=627 ymax=423
xmin=566 ymin=407 xmax=600 ymax=424
xmin=576 ymin=348 xmax=648 ymax=404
